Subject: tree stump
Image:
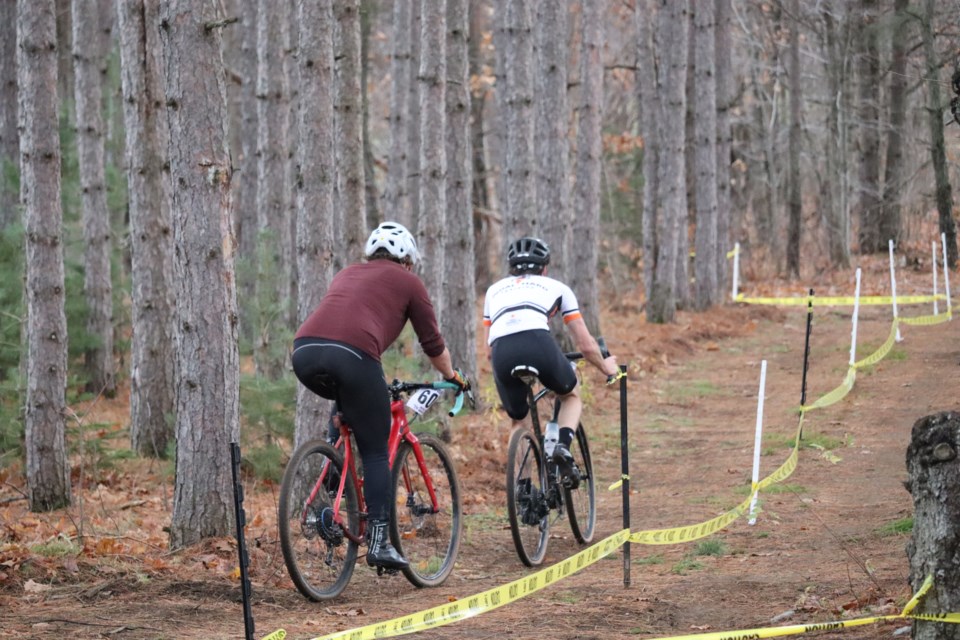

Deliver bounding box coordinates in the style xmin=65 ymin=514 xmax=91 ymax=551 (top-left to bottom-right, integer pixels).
xmin=906 ymin=411 xmax=960 ymax=640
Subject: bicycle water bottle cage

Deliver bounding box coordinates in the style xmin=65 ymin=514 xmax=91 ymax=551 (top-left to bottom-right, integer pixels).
xmin=511 ymin=365 xmax=539 ymax=385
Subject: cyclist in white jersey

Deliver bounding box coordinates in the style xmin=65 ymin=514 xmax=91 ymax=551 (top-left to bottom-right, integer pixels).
xmin=483 ymin=237 xmax=618 ymax=479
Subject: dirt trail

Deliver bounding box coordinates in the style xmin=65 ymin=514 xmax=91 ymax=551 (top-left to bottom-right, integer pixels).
xmin=2 ymin=288 xmax=958 ymax=640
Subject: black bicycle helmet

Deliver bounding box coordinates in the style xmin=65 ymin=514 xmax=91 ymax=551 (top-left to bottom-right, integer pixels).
xmin=507 ymin=237 xmax=550 ymax=273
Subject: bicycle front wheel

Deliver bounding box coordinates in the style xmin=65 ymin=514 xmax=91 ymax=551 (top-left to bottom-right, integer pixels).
xmin=564 ymin=424 xmax=596 ymax=544
xmin=278 ymin=440 xmax=359 ymax=601
xmin=391 ymin=435 xmax=462 ymax=588
xmin=506 ymin=427 xmax=549 ymax=566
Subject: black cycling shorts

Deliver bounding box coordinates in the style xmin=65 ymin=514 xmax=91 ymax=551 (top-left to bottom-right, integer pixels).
xmin=491 ymin=329 xmax=578 ymax=420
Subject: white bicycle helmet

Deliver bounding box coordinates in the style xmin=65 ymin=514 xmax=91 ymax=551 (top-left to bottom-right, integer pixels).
xmin=364 ymin=221 xmax=420 ymax=264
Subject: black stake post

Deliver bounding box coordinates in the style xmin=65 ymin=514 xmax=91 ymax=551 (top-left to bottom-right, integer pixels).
xmin=618 ymin=364 xmax=630 ymax=587
xmin=799 ymin=289 xmax=814 ymax=440
xmin=231 ymin=442 xmax=255 ymax=640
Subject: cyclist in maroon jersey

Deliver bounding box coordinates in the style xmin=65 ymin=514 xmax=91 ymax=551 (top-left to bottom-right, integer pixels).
xmin=292 ymin=222 xmax=470 ymax=570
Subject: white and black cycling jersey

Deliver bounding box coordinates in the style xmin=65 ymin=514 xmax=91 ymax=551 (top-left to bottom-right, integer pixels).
xmin=482 ymin=274 xmax=582 ymax=344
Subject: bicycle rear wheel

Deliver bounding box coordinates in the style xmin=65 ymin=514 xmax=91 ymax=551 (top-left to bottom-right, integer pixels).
xmin=564 ymin=424 xmax=596 ymax=543
xmin=506 ymin=427 xmax=549 ymax=566
xmin=278 ymin=440 xmax=359 ymax=600
xmin=391 ymin=435 xmax=462 ymax=588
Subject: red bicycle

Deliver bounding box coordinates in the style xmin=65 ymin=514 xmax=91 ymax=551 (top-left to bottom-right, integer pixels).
xmin=278 ymin=378 xmax=473 ymax=600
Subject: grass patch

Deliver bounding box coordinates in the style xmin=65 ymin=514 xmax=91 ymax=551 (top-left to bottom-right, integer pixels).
xmin=694 ymin=539 xmax=727 ymax=557
xmin=633 ymin=553 xmax=665 ymax=566
xmin=31 ymin=537 xmax=81 ymax=558
xmin=877 ymin=517 xmax=913 ymax=536
xmin=671 ymin=557 xmax=704 ymax=574
xmin=667 ymin=380 xmax=724 ymax=402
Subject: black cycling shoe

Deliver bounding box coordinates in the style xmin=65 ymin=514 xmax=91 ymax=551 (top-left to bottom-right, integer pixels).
xmin=366 ymin=519 xmax=409 ymax=570
xmin=552 ymin=443 xmax=581 ymax=490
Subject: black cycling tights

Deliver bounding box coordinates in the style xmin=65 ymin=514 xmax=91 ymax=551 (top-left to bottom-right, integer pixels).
xmin=292 ymin=338 xmax=393 ymax=521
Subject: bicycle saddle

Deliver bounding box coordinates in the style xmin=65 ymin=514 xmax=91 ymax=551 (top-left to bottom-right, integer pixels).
xmin=510 ymin=365 xmax=539 ymax=385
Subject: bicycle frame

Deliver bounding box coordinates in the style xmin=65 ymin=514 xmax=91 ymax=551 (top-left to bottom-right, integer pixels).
xmin=310 ymin=392 xmax=447 ymax=546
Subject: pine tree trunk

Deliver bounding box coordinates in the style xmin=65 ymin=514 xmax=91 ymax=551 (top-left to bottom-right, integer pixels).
xmin=879 ymin=0 xmax=907 ymax=249
xmin=785 ymin=0 xmax=802 ymax=278
xmin=384 ymin=0 xmax=412 ymax=228
xmin=334 ymin=0 xmax=367 ymax=264
xmin=443 ymin=0 xmax=476 ymax=385
xmin=856 ymin=0 xmax=881 ymax=254
xmin=905 ymin=411 xmax=960 ymax=640
xmin=19 ymin=0 xmax=71 ymax=512
xmin=821 ymin=3 xmax=851 ymax=268
xmin=359 ymin=2 xmax=379 ymax=230
xmin=118 ymin=0 xmax=177 ymax=458
xmin=648 ymin=0 xmax=688 ymax=324
xmin=159 ymin=0 xmax=241 ymax=549
xmin=571 ymin=0 xmax=603 ymax=335
xmin=235 ymin=0 xmax=258 ymax=342
xmin=502 ymin=0 xmax=536 ymax=241
xmin=417 ymin=0 xmax=446 ymax=321
xmin=254 ymin=0 xmax=292 ymax=380
xmin=294 ymin=0 xmax=337 ymax=448
xmin=0 ymin=3 xmax=17 ymax=228
xmin=535 ymin=0 xmax=569 ymax=283
xmin=636 ymin=0 xmax=659 ymax=305
xmin=920 ymin=0 xmax=957 ymax=269
xmin=72 ymin=0 xmax=116 ymax=398
xmin=693 ymin=0 xmax=720 ymax=307
xmin=714 ymin=0 xmax=732 ymax=296
xmin=469 ymin=1 xmax=495 ymax=290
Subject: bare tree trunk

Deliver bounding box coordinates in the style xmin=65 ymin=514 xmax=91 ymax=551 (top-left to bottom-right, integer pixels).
xmin=856 ymin=0 xmax=882 ymax=254
xmin=879 ymin=0 xmax=907 ymax=250
xmin=920 ymin=0 xmax=957 ymax=269
xmin=384 ymin=0 xmax=412 ymax=228
xmin=693 ymin=0 xmax=720 ymax=307
xmin=294 ymin=0 xmax=337 ymax=448
xmin=636 ymin=0 xmax=659 ymax=304
xmin=0 ymin=3 xmax=17 ymax=228
xmin=785 ymin=0 xmax=802 ymax=278
xmin=417 ymin=0 xmax=446 ymax=322
xmin=821 ymin=3 xmax=851 ymax=267
xmin=535 ymin=0 xmax=569 ymax=283
xmin=502 ymin=0 xmax=536 ymax=241
xmin=571 ymin=0 xmax=603 ymax=335
xmin=469 ymin=1 xmax=495 ymax=289
xmin=906 ymin=411 xmax=960 ymax=640
xmin=235 ymin=0 xmax=258 ymax=341
xmin=254 ymin=0 xmax=293 ymax=379
xmin=159 ymin=0 xmax=241 ymax=549
xmin=443 ymin=0 xmax=476 ymax=383
xmin=118 ymin=0 xmax=176 ymax=459
xmin=334 ymin=0 xmax=367 ymax=264
xmin=19 ymin=0 xmax=70 ymax=512
xmin=648 ymin=0 xmax=689 ymax=324
xmin=714 ymin=0 xmax=732 ymax=295
xmin=359 ymin=1 xmax=379 ymax=230
xmin=406 ymin=1 xmax=422 ymax=232
xmin=72 ymin=0 xmax=116 ymax=398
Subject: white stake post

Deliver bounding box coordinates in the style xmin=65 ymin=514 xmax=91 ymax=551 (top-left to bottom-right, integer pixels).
xmin=849 ymin=268 xmax=862 ymax=366
xmin=932 ymin=241 xmax=939 ymax=316
xmin=732 ymin=242 xmax=740 ymax=302
xmin=748 ymin=359 xmax=767 ymax=526
xmin=943 ymin=232 xmax=952 ymax=317
xmin=888 ymin=239 xmax=901 ymax=341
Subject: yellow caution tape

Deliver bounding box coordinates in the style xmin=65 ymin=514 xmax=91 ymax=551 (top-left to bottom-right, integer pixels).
xmin=260 ymin=631 xmax=286 ymax=640
xmin=902 ymin=575 xmax=934 ymax=614
xmin=726 ymin=246 xmax=739 ymax=258
xmin=306 ymin=530 xmax=630 ymax=640
xmin=735 ymin=293 xmax=946 ymax=307
xmin=852 ymin=322 xmax=899 ymax=369
xmin=608 ymin=473 xmax=630 ymax=491
xmin=901 ymin=309 xmax=952 ymax=326
xmin=800 ymin=367 xmax=856 ymax=412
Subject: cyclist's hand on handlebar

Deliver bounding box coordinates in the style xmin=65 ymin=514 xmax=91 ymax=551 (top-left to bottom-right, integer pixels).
xmin=445 ymin=368 xmax=471 ymax=394
xmin=602 ymin=355 xmax=623 ymax=385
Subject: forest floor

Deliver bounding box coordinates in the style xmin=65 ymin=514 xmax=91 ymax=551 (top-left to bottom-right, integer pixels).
xmin=1 ymin=255 xmax=958 ymax=640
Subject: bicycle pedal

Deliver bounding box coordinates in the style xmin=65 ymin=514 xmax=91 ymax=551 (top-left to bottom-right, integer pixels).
xmin=375 ymin=565 xmax=401 ymax=577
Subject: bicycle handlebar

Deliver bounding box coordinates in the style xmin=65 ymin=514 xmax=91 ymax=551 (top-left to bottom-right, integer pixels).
xmin=563 ymin=336 xmax=624 ymax=385
xmin=388 ymin=379 xmax=476 ymax=416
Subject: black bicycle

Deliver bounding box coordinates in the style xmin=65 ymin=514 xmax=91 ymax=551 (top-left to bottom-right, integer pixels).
xmin=505 ymin=344 xmax=611 ymax=566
